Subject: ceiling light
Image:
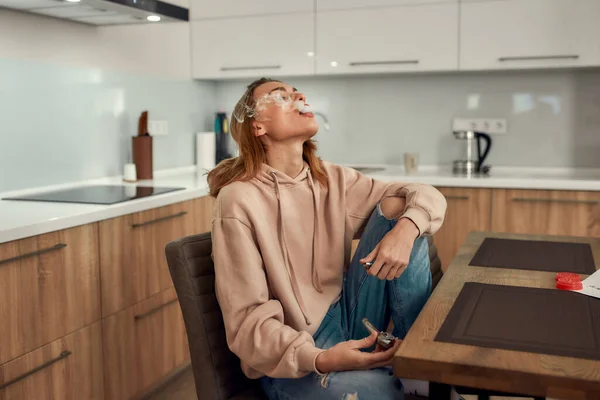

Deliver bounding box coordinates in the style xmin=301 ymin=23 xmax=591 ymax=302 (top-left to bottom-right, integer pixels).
xmin=307 ymin=51 xmax=315 ymax=57
xmin=66 ymin=0 xmax=81 ymax=2
xmin=330 ymin=61 xmax=338 ymax=67
xmin=147 ymin=15 xmax=161 ymax=22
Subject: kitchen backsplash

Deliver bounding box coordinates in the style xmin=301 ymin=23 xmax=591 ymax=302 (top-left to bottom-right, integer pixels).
xmin=216 ymin=71 xmax=600 ymax=169
xmin=2 ymin=58 xmax=599 ymax=193
xmin=0 ymin=58 xmax=216 ymax=193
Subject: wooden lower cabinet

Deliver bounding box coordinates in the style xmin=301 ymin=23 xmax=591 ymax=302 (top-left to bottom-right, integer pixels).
xmin=194 ymin=195 xmax=215 ymax=233
xmin=102 ymin=288 xmax=189 ymax=400
xmin=0 ymin=224 xmax=101 ymax=365
xmin=99 ymin=200 xmax=197 ymax=317
xmin=492 ymin=189 xmax=600 ymax=237
xmin=0 ymin=322 xmax=104 ymax=400
xmin=434 ymin=187 xmax=492 ymax=270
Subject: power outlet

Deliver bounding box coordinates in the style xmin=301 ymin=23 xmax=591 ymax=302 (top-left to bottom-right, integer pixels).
xmin=148 ymin=120 xmax=169 ymax=136
xmin=452 ymin=118 xmax=507 ymax=134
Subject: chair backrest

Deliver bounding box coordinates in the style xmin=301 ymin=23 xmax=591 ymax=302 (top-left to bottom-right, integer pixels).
xmin=166 ymin=233 xmax=443 ymax=400
xmin=165 ymin=232 xmax=261 ymax=400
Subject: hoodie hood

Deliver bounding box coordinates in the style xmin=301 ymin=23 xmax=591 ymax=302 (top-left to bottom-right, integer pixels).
xmin=256 ymin=163 xmax=323 ymax=325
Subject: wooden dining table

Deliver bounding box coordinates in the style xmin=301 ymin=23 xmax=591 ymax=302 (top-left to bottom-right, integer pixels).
xmin=393 ymin=231 xmax=600 ymax=400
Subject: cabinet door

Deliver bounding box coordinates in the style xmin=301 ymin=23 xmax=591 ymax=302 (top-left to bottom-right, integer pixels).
xmin=102 ymin=288 xmax=189 ymax=400
xmin=191 ymin=14 xmax=315 ymax=79
xmin=0 ymin=224 xmax=100 ymax=366
xmin=194 ymin=195 xmax=215 ymax=233
xmin=190 ymin=0 xmax=312 ymax=19
xmin=0 ymin=322 xmax=103 ymax=400
xmin=460 ymin=0 xmax=600 ymax=70
xmin=317 ymin=0 xmax=455 ymax=12
xmin=492 ymin=189 xmax=600 ymax=237
xmin=434 ymin=187 xmax=492 ymax=271
xmin=316 ymin=4 xmax=458 ymax=75
xmin=99 ymin=200 xmax=196 ymax=317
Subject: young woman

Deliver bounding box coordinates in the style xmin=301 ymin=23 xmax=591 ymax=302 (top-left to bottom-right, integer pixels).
xmin=208 ymin=78 xmax=447 ymax=400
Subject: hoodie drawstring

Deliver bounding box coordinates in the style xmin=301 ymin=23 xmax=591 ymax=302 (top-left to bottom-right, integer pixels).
xmin=271 ymin=172 xmax=313 ymax=325
xmin=306 ymin=171 xmax=323 ymax=293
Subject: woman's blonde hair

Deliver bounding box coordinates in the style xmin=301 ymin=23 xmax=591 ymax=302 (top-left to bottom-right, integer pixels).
xmin=207 ymin=77 xmax=328 ymax=197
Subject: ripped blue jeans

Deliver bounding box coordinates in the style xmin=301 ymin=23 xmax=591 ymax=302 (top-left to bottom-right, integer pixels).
xmin=260 ymin=205 xmax=432 ymax=400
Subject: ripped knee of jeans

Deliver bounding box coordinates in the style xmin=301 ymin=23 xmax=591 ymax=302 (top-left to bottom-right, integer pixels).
xmin=341 ymin=392 xmax=359 ymax=400
xmin=319 ymin=373 xmax=329 ymax=388
xmin=379 ymin=197 xmax=405 ymax=220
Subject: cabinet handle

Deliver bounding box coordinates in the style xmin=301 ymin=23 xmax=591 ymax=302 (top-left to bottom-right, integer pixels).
xmin=498 ymin=55 xmax=579 ymax=62
xmin=134 ymin=299 xmax=178 ymax=320
xmin=0 ymin=243 xmax=67 ymax=267
xmin=131 ymin=211 xmax=188 ymax=229
xmin=220 ymin=65 xmax=281 ymax=72
xmin=349 ymin=60 xmax=419 ymax=67
xmin=512 ymin=198 xmax=600 ymax=205
xmin=0 ymin=351 xmax=71 ymax=391
xmin=445 ymin=195 xmax=470 ymax=200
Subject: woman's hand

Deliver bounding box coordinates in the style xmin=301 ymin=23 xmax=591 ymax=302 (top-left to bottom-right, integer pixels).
xmin=360 ymin=218 xmax=419 ymax=280
xmin=315 ymin=331 xmax=401 ymax=373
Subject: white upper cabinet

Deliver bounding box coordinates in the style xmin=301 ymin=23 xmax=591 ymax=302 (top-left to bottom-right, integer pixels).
xmin=190 ymin=0 xmax=313 ymax=19
xmin=460 ymin=0 xmax=600 ymax=70
xmin=191 ymin=14 xmax=315 ymax=79
xmin=316 ymin=3 xmax=459 ymax=75
xmin=317 ymin=0 xmax=456 ymax=11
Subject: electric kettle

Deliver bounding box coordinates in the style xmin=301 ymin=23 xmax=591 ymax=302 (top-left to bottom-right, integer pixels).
xmin=452 ymin=131 xmax=492 ymax=176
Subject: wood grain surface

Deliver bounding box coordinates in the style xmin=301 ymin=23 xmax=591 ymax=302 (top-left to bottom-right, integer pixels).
xmin=492 ymin=189 xmax=600 ymax=238
xmin=0 ymin=224 xmax=101 ymax=365
xmin=393 ymin=231 xmax=600 ymax=399
xmin=434 ymin=187 xmax=492 ymax=271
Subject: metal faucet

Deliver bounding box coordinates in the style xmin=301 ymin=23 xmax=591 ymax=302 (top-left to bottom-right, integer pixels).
xmin=313 ymin=111 xmax=331 ymax=131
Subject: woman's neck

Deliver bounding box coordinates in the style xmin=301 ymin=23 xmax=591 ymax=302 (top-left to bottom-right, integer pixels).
xmin=265 ymin=141 xmax=305 ymax=179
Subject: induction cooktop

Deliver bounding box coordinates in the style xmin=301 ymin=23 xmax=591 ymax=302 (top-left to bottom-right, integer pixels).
xmin=2 ymin=185 xmax=185 ymax=205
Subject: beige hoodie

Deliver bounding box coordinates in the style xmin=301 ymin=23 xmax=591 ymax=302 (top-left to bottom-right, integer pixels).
xmin=212 ymin=161 xmax=446 ymax=379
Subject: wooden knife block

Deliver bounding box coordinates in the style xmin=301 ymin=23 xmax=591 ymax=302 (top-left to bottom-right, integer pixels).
xmin=132 ymin=136 xmax=153 ymax=180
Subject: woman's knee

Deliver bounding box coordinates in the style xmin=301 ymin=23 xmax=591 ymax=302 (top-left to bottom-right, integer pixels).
xmin=379 ymin=197 xmax=406 ymax=220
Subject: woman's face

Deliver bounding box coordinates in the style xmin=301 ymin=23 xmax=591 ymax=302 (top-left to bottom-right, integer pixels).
xmin=251 ymin=81 xmax=319 ymax=142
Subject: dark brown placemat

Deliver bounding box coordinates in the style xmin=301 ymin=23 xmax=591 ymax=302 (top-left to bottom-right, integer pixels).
xmin=469 ymin=238 xmax=596 ymax=274
xmin=435 ymin=282 xmax=600 ymax=360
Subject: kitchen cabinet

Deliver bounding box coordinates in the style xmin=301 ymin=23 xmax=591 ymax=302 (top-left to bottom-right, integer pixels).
xmin=316 ymin=3 xmax=459 ymax=75
xmin=0 ymin=224 xmax=100 ymax=366
xmin=317 ymin=0 xmax=456 ymax=12
xmin=191 ymin=14 xmax=315 ymax=79
xmin=460 ymin=0 xmax=600 ymax=70
xmin=102 ymin=288 xmax=189 ymax=400
xmin=0 ymin=322 xmax=104 ymax=400
xmin=433 ymin=187 xmax=492 ymax=271
xmin=492 ymin=189 xmax=600 ymax=238
xmin=194 ymin=195 xmax=215 ymax=233
xmin=99 ymin=200 xmax=197 ymax=317
xmin=190 ymin=0 xmax=312 ymax=20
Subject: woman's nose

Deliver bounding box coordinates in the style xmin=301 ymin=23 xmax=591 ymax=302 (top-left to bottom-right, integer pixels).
xmin=295 ymin=92 xmax=306 ymax=103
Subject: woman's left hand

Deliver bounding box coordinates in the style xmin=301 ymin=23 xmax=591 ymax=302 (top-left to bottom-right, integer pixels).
xmin=359 ymin=218 xmax=420 ymax=280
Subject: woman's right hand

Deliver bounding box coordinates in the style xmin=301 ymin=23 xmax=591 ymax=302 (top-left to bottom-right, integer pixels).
xmin=315 ymin=331 xmax=401 ymax=373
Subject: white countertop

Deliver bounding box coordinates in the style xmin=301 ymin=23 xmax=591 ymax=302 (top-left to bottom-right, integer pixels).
xmin=0 ymin=167 xmax=210 ymax=244
xmin=1 ymin=164 xmax=599 ymax=244
xmin=362 ymin=165 xmax=600 ymax=191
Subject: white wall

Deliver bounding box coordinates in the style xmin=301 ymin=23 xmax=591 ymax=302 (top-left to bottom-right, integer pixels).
xmin=0 ymin=8 xmax=191 ymax=78
xmin=0 ymin=8 xmax=216 ymax=193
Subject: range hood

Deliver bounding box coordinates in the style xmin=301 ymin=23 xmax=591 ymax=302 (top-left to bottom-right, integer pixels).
xmin=0 ymin=0 xmax=188 ymax=25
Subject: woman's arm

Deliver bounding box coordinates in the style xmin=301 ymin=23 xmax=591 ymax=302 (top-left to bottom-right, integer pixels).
xmin=343 ymin=166 xmax=447 ymax=238
xmin=342 ymin=166 xmax=447 ymax=280
xmin=212 ymin=216 xmax=324 ymax=378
